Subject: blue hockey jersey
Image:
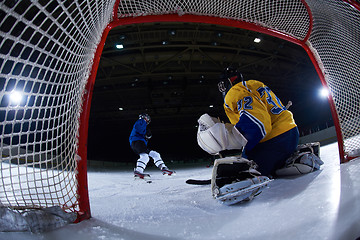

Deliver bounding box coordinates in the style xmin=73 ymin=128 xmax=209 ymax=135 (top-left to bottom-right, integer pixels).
xmin=129 ymin=118 xmax=148 ymax=145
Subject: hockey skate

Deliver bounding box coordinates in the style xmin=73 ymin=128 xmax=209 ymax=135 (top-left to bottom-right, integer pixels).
xmin=211 ymin=156 xmax=271 ymax=205
xmin=276 ymin=142 xmax=324 ymax=176
xmin=134 ymin=170 xmax=151 ymax=183
xmin=215 ymin=176 xmax=271 ymax=205
xmin=161 ymin=166 xmax=175 ymax=176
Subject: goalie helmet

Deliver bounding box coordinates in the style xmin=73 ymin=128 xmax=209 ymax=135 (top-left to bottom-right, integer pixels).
xmin=139 ymin=113 xmax=151 ymax=124
xmin=218 ymin=66 xmax=244 ymax=99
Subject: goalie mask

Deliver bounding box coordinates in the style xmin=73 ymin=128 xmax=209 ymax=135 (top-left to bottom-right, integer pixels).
xmin=139 ymin=113 xmax=151 ymax=124
xmin=218 ymin=67 xmax=244 ymax=99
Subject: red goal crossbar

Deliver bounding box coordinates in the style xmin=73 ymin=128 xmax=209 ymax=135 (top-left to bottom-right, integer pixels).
xmin=0 ymin=0 xmax=359 ymax=223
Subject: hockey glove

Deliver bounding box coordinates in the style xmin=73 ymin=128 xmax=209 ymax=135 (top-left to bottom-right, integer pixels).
xmin=197 ymin=113 xmax=247 ymax=155
xmin=145 ymin=128 xmax=152 ymax=140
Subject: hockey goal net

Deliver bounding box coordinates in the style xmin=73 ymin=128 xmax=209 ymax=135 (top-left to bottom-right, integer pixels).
xmin=1 ymin=0 xmax=359 ymax=224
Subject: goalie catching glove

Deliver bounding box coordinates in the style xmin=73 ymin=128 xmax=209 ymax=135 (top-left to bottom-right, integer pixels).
xmin=211 ymin=156 xmax=272 ymax=205
xmin=197 ymin=113 xmax=247 ymax=155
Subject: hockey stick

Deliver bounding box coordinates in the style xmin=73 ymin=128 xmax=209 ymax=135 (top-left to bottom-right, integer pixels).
xmin=185 ymin=179 xmax=211 ymax=185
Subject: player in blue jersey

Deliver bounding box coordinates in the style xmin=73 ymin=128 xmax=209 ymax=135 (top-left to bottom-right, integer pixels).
xmin=217 ymin=67 xmax=299 ymax=177
xmin=129 ymin=113 xmax=174 ymax=178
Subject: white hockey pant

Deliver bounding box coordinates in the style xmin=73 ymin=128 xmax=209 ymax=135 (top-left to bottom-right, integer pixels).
xmin=135 ymin=151 xmax=166 ymax=173
xmin=135 ymin=154 xmax=150 ymax=173
xmin=149 ymin=150 xmax=167 ymax=169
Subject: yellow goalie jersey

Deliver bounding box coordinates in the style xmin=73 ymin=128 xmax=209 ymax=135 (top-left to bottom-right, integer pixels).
xmin=224 ymin=80 xmax=297 ymax=152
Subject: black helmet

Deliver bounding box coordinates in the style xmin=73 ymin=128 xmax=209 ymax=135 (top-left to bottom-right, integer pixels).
xmin=218 ymin=66 xmax=244 ymax=98
xmin=139 ymin=113 xmax=151 ymax=124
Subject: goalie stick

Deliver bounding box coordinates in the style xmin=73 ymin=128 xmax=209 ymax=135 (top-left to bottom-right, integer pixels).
xmin=185 ymin=179 xmax=211 ymax=185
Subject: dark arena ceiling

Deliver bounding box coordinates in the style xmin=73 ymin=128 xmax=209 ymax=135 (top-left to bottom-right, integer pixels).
xmin=88 ymin=22 xmax=332 ymax=161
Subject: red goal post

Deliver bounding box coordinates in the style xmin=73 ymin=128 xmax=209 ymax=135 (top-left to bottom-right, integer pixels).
xmin=0 ymin=0 xmax=359 ymax=223
xmin=104 ymin=0 xmax=360 ymax=162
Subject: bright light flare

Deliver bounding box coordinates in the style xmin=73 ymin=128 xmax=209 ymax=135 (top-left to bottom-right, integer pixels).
xmin=115 ymin=44 xmax=123 ymax=49
xmin=319 ymin=87 xmax=330 ymax=98
xmin=10 ymin=91 xmax=22 ymax=105
xmin=254 ymin=38 xmax=261 ymax=43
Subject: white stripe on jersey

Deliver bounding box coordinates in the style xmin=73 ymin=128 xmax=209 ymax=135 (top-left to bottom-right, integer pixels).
xmin=240 ymin=110 xmax=266 ymax=137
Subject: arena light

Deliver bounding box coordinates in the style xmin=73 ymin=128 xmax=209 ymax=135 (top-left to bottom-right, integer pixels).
xmin=115 ymin=44 xmax=123 ymax=49
xmin=319 ymin=87 xmax=329 ymax=98
xmin=254 ymin=38 xmax=261 ymax=43
xmin=10 ymin=91 xmax=22 ymax=105
xmin=168 ymin=30 xmax=176 ymax=36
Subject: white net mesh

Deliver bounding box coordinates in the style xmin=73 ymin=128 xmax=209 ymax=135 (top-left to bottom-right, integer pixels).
xmin=1 ymin=0 xmax=359 ymax=221
xmin=117 ymin=0 xmax=311 ymax=39
xmin=0 ymin=0 xmax=115 ymax=214
xmin=304 ymin=0 xmax=360 ymax=153
xmin=116 ymin=0 xmax=360 ymax=155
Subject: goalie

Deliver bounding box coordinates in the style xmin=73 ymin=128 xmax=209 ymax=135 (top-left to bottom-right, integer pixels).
xmin=216 ymin=66 xmax=301 ymax=176
xmin=196 ymin=66 xmax=323 ymax=204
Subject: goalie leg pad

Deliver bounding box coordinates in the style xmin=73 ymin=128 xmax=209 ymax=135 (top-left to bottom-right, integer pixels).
xmin=215 ymin=176 xmax=271 ymax=205
xmin=297 ymin=142 xmax=320 ymax=157
xmin=275 ymin=163 xmax=315 ymax=176
xmin=211 ymin=156 xmax=271 ymax=205
xmin=275 ymin=148 xmax=324 ymax=176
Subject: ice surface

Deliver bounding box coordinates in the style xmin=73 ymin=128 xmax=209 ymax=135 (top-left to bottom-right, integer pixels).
xmin=1 ymin=142 xmax=360 ymax=240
